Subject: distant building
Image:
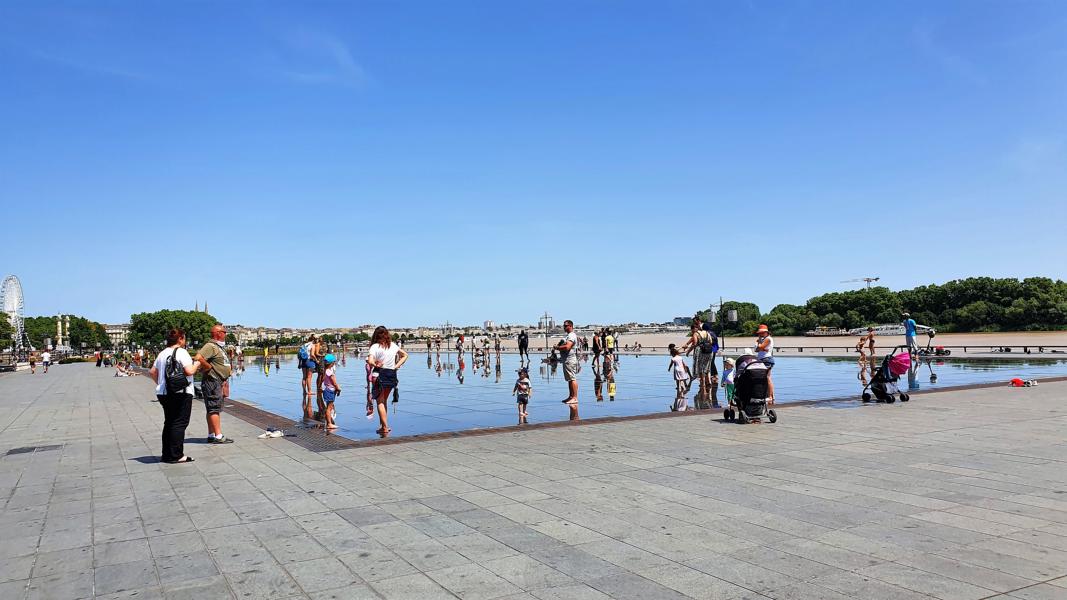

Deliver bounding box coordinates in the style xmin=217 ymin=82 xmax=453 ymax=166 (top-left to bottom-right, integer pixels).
xmin=672 ymin=316 xmax=691 ymax=325
xmin=483 ymin=320 xmax=494 ymax=331
xmin=105 ymin=323 xmax=129 ymax=347
xmin=538 ymin=312 xmax=555 ymax=330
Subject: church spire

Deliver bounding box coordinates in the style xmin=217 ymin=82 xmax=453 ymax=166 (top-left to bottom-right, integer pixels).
xmin=195 ymin=300 xmax=199 ymax=311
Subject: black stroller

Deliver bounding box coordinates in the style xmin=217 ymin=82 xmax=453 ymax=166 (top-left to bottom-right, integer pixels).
xmin=724 ymin=355 xmax=778 ymax=424
xmin=861 ymin=346 xmax=912 ymax=403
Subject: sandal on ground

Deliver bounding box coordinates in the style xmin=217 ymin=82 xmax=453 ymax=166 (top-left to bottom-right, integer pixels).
xmin=163 ymin=456 xmax=194 ymax=464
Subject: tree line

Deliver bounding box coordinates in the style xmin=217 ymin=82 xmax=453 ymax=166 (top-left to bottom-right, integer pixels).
xmin=697 ymin=277 xmax=1067 ymax=336
xmin=22 ymin=315 xmax=111 ymax=350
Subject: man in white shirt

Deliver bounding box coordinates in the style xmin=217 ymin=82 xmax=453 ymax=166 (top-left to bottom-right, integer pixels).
xmin=41 ymin=350 xmax=52 ymax=373
xmin=556 ymin=320 xmax=579 ymax=405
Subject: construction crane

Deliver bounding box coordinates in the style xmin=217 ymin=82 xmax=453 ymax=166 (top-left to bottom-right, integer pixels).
xmin=841 ymin=277 xmax=880 ymax=289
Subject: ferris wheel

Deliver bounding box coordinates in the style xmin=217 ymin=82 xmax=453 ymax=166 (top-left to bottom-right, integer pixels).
xmin=1 ymin=275 xmax=26 ymax=353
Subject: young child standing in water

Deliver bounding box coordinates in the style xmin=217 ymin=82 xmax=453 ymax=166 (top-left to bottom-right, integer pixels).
xmin=668 ymin=345 xmax=692 ymax=411
xmin=322 ymin=354 xmax=340 ymax=430
xmin=512 ymin=368 xmax=532 ymax=419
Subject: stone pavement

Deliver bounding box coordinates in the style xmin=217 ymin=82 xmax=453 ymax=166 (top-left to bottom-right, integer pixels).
xmin=1 ymin=363 xmax=1066 ymax=600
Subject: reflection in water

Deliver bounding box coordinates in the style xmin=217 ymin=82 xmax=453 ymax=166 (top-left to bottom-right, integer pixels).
xmin=924 ymin=359 xmax=940 ymax=383
xmin=856 ymin=360 xmax=871 ymax=387
xmin=568 ymin=403 xmax=579 ymax=421
xmin=231 ymin=353 xmax=1067 ymax=439
xmin=908 ymin=360 xmax=920 ymax=391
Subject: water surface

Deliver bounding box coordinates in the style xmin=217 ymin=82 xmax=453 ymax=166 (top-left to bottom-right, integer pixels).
xmin=226 ymin=352 xmax=1067 ymax=439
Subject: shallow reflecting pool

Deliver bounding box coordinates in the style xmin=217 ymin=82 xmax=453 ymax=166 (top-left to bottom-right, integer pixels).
xmin=225 ymin=352 xmax=1067 ymax=439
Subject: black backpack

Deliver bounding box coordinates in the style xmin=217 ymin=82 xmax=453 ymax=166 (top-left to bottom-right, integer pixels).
xmin=165 ymin=348 xmax=188 ymax=394
xmin=698 ymin=330 xmax=717 ymax=354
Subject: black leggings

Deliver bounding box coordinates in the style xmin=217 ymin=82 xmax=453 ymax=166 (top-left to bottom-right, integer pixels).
xmin=159 ymin=392 xmax=192 ymax=461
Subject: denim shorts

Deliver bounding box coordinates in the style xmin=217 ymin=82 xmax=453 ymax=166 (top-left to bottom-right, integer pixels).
xmin=372 ymin=368 xmax=397 ymax=397
xmin=323 ymin=388 xmax=336 ymax=403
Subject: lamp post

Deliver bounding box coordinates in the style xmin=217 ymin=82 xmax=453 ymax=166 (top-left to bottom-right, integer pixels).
xmin=711 ymin=297 xmax=739 ymax=377
xmin=442 ymin=321 xmax=453 ymax=357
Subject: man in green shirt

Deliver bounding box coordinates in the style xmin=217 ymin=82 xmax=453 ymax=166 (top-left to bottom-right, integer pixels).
xmin=195 ymin=324 xmax=234 ymax=443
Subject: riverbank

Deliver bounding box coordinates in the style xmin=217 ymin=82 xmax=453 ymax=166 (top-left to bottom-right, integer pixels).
xmin=393 ymin=331 xmax=1067 ymax=359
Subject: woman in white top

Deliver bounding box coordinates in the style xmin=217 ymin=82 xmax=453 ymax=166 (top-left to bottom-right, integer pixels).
xmin=755 ymin=324 xmax=775 ymax=403
xmin=366 ymin=326 xmax=408 ymax=435
xmin=148 ymin=327 xmax=200 ymax=463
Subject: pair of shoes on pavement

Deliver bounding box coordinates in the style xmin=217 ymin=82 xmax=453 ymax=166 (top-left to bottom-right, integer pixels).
xmin=257 ymin=429 xmax=285 ymax=439
xmin=208 ymin=435 xmax=234 ymax=444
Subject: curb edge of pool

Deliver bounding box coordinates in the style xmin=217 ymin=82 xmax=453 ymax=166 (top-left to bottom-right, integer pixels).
xmin=221 ymin=374 xmax=1067 ymax=451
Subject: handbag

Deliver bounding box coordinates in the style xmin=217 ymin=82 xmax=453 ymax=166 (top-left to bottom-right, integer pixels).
xmin=164 ymin=348 xmax=188 ymax=394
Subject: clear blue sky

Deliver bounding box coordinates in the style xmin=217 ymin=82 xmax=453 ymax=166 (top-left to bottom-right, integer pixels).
xmin=3 ymin=1 xmax=1065 ymax=328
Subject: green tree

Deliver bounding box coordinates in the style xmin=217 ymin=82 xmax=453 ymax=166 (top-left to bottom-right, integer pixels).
xmin=225 ymin=333 xmax=238 ymax=344
xmin=128 ymin=310 xmax=219 ymax=350
xmin=0 ymin=313 xmax=13 ymax=349
xmin=67 ymin=316 xmax=109 ymax=349
xmin=21 ymin=315 xmax=110 ymax=349
xmin=23 ymin=316 xmax=56 ymax=349
xmin=717 ymin=302 xmax=761 ymax=335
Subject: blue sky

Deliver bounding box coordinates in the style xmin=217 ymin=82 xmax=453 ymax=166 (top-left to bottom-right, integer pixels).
xmin=2 ymin=1 xmax=1065 ymax=328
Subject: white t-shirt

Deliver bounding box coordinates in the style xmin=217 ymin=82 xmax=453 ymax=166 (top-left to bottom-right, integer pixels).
xmin=369 ymin=343 xmax=402 ymax=370
xmin=561 ymin=331 xmax=579 ymax=363
xmin=41 ymin=352 xmax=51 ymax=363
xmin=756 ymin=335 xmax=774 ymax=359
xmin=671 ymin=355 xmax=688 ymax=380
xmin=153 ymin=346 xmax=194 ymax=395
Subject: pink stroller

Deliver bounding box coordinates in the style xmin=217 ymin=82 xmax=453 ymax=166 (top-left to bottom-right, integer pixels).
xmin=862 ymin=347 xmax=912 ymax=403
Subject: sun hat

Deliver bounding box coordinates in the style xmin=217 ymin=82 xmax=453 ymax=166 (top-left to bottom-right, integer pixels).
xmin=757 ymin=324 xmax=769 ymax=333
xmin=324 ymin=353 xmax=336 ymax=364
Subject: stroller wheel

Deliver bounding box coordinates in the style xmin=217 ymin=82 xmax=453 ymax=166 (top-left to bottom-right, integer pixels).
xmin=767 ymin=409 xmax=777 ymax=423
xmin=900 ymin=393 xmax=910 ymax=402
xmin=723 ymin=409 xmax=733 ymax=422
xmin=861 ymin=392 xmax=872 ymax=403
xmin=886 ymin=395 xmax=896 ymax=404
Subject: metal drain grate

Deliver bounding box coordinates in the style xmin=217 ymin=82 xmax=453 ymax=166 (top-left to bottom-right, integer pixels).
xmin=5 ymin=444 xmax=63 ymax=456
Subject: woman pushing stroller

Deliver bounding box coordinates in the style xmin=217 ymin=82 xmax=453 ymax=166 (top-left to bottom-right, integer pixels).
xmin=755 ymin=324 xmax=775 ymax=404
